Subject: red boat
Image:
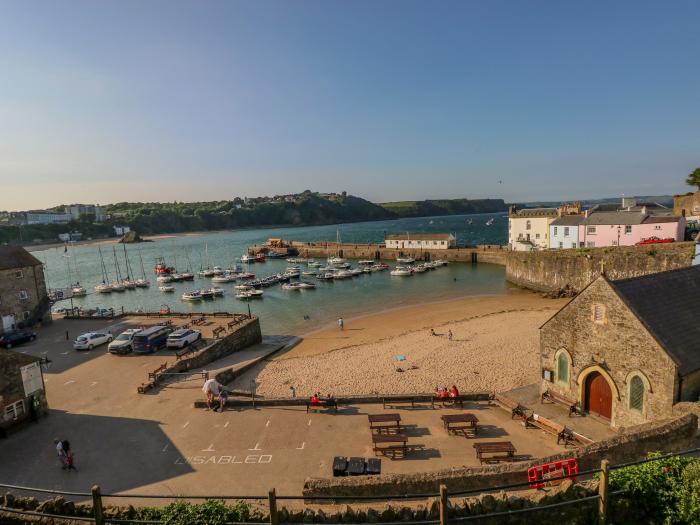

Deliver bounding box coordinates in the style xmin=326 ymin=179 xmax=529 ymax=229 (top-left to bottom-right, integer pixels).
xmin=635 ymin=237 xmax=675 ymax=246
xmin=154 ymin=257 xmax=175 ymax=275
xmin=255 ymin=253 xmax=266 ymax=262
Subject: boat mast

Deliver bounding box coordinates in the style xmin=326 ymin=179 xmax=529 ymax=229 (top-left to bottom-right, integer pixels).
xmin=138 ymin=249 xmax=147 ymax=280
xmin=122 ymin=244 xmax=132 ymax=281
xmin=63 ymin=245 xmax=74 ymax=286
xmin=112 ymin=246 xmax=123 ymax=282
xmin=98 ymin=247 xmax=109 ymax=284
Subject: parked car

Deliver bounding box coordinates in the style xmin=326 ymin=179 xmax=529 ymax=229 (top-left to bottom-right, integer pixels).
xmin=636 ymin=237 xmax=675 ymax=245
xmin=166 ymin=329 xmax=202 ymax=349
xmin=108 ymin=329 xmax=142 ymax=355
xmin=73 ymin=332 xmax=113 ymax=351
xmin=132 ymin=325 xmax=173 ymax=354
xmin=0 ymin=330 xmax=37 ymax=349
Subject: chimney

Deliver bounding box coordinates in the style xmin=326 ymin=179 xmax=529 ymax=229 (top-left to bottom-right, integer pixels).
xmin=641 ymin=205 xmax=647 ymax=216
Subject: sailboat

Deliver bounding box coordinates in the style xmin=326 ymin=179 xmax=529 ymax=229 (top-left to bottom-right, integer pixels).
xmin=63 ymin=245 xmax=87 ymax=296
xmin=485 ymin=218 xmax=494 ymax=226
xmin=327 ymin=229 xmax=347 ymax=267
xmin=198 ymin=243 xmax=215 ymax=277
xmin=111 ymin=247 xmax=126 ymax=292
xmin=121 ymin=245 xmax=136 ymax=289
xmin=135 ymin=249 xmax=151 ymax=287
xmin=180 ymin=247 xmax=195 ymax=281
xmin=95 ymin=247 xmax=113 ymax=293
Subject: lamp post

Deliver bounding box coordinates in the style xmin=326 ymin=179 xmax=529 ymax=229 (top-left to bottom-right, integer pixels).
xmin=617 ymin=225 xmax=621 ymax=247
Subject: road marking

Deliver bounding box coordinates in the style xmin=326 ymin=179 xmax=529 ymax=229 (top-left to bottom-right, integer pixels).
xmin=202 ymin=444 xmax=215 ymax=452
xmin=90 ymin=381 xmax=98 ymax=388
xmin=296 ymin=442 xmax=305 ymax=450
xmin=41 ymin=351 xmax=48 ymax=355
xmin=61 ymin=352 xmax=69 ymax=356
xmin=265 ymin=420 xmax=270 ymax=427
xmin=308 ymin=419 xmax=312 ymax=426
xmin=64 ymin=380 xmax=75 ymax=386
xmin=248 ymin=442 xmax=262 ymax=451
xmin=224 ymin=422 xmax=229 ymax=428
xmin=162 ymin=444 xmax=169 ymax=452
xmin=183 ymin=421 xmax=190 ymax=428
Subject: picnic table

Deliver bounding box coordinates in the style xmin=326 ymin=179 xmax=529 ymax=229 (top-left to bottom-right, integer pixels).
xmin=441 ymin=413 xmax=479 ymax=437
xmin=368 ymin=414 xmax=402 ymax=433
xmin=372 ymin=433 xmax=408 ymax=459
xmin=473 ymin=441 xmax=516 ymax=464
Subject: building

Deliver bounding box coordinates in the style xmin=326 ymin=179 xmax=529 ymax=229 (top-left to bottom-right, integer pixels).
xmin=24 ymin=211 xmax=72 ymax=225
xmin=579 ymin=209 xmax=685 ymax=248
xmin=65 ymin=204 xmax=103 ymax=222
xmin=549 ymin=215 xmax=585 ymax=249
xmin=540 ymin=265 xmax=700 ymax=427
xmin=114 ymin=225 xmax=131 ymax=236
xmin=0 ymin=349 xmax=48 ymax=436
xmin=385 ymin=233 xmax=456 ymax=250
xmin=674 ymin=190 xmax=700 ymax=221
xmin=0 ymin=246 xmax=50 ymax=333
xmin=508 ymin=207 xmax=559 ymax=251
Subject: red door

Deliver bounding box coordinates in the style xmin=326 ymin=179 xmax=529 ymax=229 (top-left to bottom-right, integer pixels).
xmin=585 ymin=372 xmax=612 ymax=420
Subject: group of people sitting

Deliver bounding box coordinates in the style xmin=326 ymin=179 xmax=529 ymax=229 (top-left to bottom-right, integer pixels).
xmin=435 ymin=385 xmax=460 ymax=399
xmin=309 ymin=392 xmax=335 ymax=405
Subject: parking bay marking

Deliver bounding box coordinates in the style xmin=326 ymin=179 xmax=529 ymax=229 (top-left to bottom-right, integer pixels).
xmin=296 ymin=442 xmax=305 ymax=450
xmin=64 ymin=380 xmax=75 ymax=386
xmin=248 ymin=442 xmax=262 ymax=451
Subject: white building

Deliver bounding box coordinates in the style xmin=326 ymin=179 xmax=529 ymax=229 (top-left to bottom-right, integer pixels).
xmin=113 ymin=226 xmax=131 ymax=236
xmin=385 ymin=233 xmax=456 ymax=250
xmin=25 ymin=212 xmax=72 ymax=225
xmin=508 ymin=207 xmax=558 ymax=251
xmin=65 ymin=204 xmax=103 ymax=222
xmin=548 ymin=215 xmax=585 ymax=249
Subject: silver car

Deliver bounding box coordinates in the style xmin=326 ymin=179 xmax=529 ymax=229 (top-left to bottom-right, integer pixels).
xmin=73 ymin=331 xmax=113 ymax=351
xmin=108 ymin=329 xmax=141 ymax=355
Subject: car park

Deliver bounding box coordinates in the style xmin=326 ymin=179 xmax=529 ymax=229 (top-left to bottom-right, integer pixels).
xmin=166 ymin=329 xmax=202 ymax=349
xmin=73 ymin=332 xmax=113 ymax=351
xmin=132 ymin=325 xmax=173 ymax=354
xmin=108 ymin=329 xmax=142 ymax=355
xmin=0 ymin=330 xmax=37 ymax=349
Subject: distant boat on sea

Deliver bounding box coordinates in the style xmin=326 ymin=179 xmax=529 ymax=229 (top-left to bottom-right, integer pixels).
xmin=485 ymin=218 xmax=494 ymax=226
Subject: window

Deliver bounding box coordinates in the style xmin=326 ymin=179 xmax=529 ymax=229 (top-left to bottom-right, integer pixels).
xmin=556 ymin=350 xmax=570 ymax=385
xmin=3 ymin=400 xmax=25 ymax=421
xmin=612 ymin=241 xmax=618 ymax=246
xmin=559 ymin=242 xmax=563 ymax=249
xmin=526 ymin=220 xmax=531 ymax=230
xmin=654 ymin=225 xmax=661 ymax=230
xmin=553 ymin=227 xmax=558 ymax=236
xmin=593 ymin=304 xmax=607 ymax=324
xmin=22 ymin=311 xmax=30 ymax=320
xmin=17 ymin=290 xmax=29 ymax=301
xmin=535 ymin=233 xmax=540 ymax=239
xmin=587 ymin=241 xmax=596 ymax=248
xmin=587 ymin=226 xmax=597 ymax=235
xmin=564 ymin=227 xmax=570 ymax=236
xmin=571 ymin=242 xmax=577 ymax=249
xmin=625 ymin=225 xmax=632 ymax=234
xmin=14 ymin=270 xmax=23 ymax=278
xmin=629 ymin=375 xmax=645 ymax=412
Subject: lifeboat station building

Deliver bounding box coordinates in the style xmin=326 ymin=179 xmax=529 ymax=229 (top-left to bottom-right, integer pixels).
xmin=540 ymin=265 xmax=700 ymax=427
xmin=385 ymin=233 xmax=456 ymax=250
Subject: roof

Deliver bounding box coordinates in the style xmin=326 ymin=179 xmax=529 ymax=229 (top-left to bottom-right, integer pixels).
xmin=643 ymin=216 xmax=681 ymax=224
xmin=386 ymin=233 xmax=454 ymax=241
xmin=609 ymin=266 xmax=700 ymax=376
xmin=583 ymin=211 xmax=647 ymax=225
xmin=0 ymin=246 xmax=43 ymax=271
xmin=514 ymin=208 xmax=558 ymax=217
xmin=0 ymin=348 xmax=41 ymax=367
xmin=550 ymin=215 xmax=585 ymax=226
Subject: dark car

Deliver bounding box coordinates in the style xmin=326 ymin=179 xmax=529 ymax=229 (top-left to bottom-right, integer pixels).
xmin=0 ymin=330 xmax=37 ymax=349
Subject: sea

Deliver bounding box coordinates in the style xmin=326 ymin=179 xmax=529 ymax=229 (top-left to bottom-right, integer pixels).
xmin=36 ymin=212 xmax=510 ymax=336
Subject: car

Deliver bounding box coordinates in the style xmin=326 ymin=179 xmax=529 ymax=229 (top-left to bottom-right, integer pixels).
xmin=635 ymin=237 xmax=675 ymax=245
xmin=73 ymin=332 xmax=113 ymax=351
xmin=166 ymin=329 xmax=202 ymax=349
xmin=108 ymin=329 xmax=142 ymax=355
xmin=0 ymin=330 xmax=37 ymax=349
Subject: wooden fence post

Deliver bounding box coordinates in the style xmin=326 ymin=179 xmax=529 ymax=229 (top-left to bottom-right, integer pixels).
xmin=92 ymin=485 xmax=104 ymax=525
xmin=439 ymin=484 xmax=448 ymax=525
xmin=268 ymin=488 xmax=278 ymax=525
xmin=598 ymin=459 xmax=610 ymax=524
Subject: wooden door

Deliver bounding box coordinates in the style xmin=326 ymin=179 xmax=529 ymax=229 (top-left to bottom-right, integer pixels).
xmin=585 ymin=372 xmax=612 ymax=420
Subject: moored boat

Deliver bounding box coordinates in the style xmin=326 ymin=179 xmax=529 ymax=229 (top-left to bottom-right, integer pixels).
xmin=181 ymin=291 xmax=202 ymax=301
xmin=390 ymin=266 xmax=413 ymax=276
xmin=159 ymin=285 xmax=175 ymax=293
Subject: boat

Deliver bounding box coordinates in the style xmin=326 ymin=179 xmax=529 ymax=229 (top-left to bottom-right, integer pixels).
xmin=390 ymin=266 xmax=413 ymax=276
xmin=298 ymin=281 xmax=316 ymax=289
xmin=255 ymin=253 xmax=266 ymax=262
xmin=467 ymin=219 xmax=474 ymax=225
xmin=157 ymin=274 xmax=173 ymax=283
xmin=362 ymin=266 xmax=373 ymax=273
xmin=199 ymin=289 xmax=215 ymax=300
xmin=486 ymin=218 xmax=495 ymax=226
xmin=212 ymin=274 xmax=234 ymax=283
xmin=282 ymin=282 xmax=302 ymax=291
xmin=95 ymin=283 xmax=112 ymax=293
xmin=265 ymin=251 xmax=285 ymax=259
xmin=159 ymin=285 xmax=175 ymax=293
xmin=301 ymin=270 xmax=317 ymax=277
xmin=308 ymin=261 xmax=322 ymax=268
xmin=396 ymin=256 xmax=415 ymax=264
xmin=358 ymin=260 xmax=375 ymax=265
xmin=285 ymin=266 xmax=301 ymax=277
xmin=122 ymin=279 xmax=137 ymax=289
xmin=412 ymin=264 xmax=428 ymax=273
xmin=71 ymin=284 xmax=87 ymax=296
xmin=154 ymin=257 xmax=174 ymax=276
xmin=181 ymin=291 xmax=201 ymax=301
xmin=236 ymin=289 xmax=264 ymax=299
xmin=316 ymin=272 xmax=334 ymax=280
xmin=95 ymin=247 xmax=113 ymax=293
xmin=112 ymin=247 xmax=126 ymax=291
xmin=240 ymin=254 xmax=256 ymax=263
xmin=63 ymin=244 xmax=87 ymax=297
xmin=209 ymin=287 xmax=224 ymax=296
xmin=110 ymin=281 xmax=126 ymax=292
xmin=135 ymin=250 xmax=151 ymax=287
xmin=332 ymin=269 xmax=353 ymax=279
xmin=212 ymin=266 xmax=224 ymax=275
xmin=371 ymin=262 xmax=389 ymax=271
xmin=349 ymin=267 xmax=363 ymax=276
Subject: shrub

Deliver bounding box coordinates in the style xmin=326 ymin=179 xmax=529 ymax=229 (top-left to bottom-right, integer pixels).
xmin=134 ymin=500 xmax=252 ymax=525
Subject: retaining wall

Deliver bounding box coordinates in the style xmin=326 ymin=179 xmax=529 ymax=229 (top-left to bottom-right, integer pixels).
xmin=505 ymin=242 xmax=695 ymax=294
xmin=302 ymin=413 xmax=697 ymax=499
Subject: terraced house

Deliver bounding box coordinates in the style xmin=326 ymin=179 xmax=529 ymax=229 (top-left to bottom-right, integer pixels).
xmin=0 ymin=246 xmax=50 ymax=333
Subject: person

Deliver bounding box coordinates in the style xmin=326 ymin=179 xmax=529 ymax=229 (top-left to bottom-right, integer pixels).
xmin=202 ymin=377 xmax=222 ymax=410
xmin=54 ymin=439 xmax=67 ymax=469
xmin=449 ymin=385 xmax=460 ymax=398
xmin=338 ymin=318 xmax=344 ymax=331
xmin=430 ymin=328 xmax=436 ymax=336
xmin=435 ymin=387 xmax=448 ymax=399
xmin=310 ymin=392 xmax=321 ymax=405
xmin=217 ymin=389 xmax=229 ymax=412
xmin=447 ymin=330 xmax=453 ymax=341
xmin=65 ymin=449 xmax=77 ymax=471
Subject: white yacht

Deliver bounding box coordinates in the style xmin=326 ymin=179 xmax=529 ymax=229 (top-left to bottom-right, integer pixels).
xmin=390 ymin=266 xmax=413 ymax=276
xmin=159 ymin=284 xmax=175 ymax=293
xmin=181 ymin=291 xmax=201 ymax=301
xmin=396 ymin=256 xmax=415 ymax=264
xmin=135 ymin=278 xmax=151 ymax=288
xmin=71 ymin=284 xmax=87 ymax=297
xmin=240 ymin=254 xmax=256 ymax=263
xmin=95 ymin=283 xmax=112 ymax=293
xmin=157 ymin=274 xmax=173 ymax=283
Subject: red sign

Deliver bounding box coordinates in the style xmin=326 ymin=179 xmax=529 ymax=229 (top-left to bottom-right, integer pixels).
xmin=527 ymin=458 xmax=579 ymax=489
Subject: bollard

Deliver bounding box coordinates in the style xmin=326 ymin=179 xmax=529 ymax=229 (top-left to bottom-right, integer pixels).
xmin=439 ymin=484 xmax=448 ymax=525
xmin=268 ymin=488 xmax=278 ymax=525
xmin=65 ymin=330 xmax=69 ymax=341
xmin=92 ymin=485 xmax=104 ymax=525
xmin=599 ymin=459 xmax=610 ymax=524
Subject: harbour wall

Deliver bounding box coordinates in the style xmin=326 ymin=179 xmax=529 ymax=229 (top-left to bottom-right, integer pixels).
xmin=505 ymin=242 xmax=696 ymax=294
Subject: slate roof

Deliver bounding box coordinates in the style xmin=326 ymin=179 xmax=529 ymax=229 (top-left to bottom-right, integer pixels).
xmin=583 ymin=211 xmax=647 ymax=225
xmin=551 ymin=215 xmax=585 ymax=226
xmin=0 ymin=246 xmax=43 ymax=271
xmin=514 ymin=207 xmax=558 ymax=217
xmin=386 ymin=233 xmax=454 ymax=241
xmin=609 ymin=265 xmax=700 ymax=376
xmin=643 ymin=216 xmax=681 ymax=224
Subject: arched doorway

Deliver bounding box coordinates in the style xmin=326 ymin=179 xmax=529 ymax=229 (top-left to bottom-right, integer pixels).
xmin=585 ymin=371 xmax=613 ymax=420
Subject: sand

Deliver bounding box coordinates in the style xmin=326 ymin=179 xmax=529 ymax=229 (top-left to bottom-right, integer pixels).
xmin=232 ymin=291 xmax=568 ymax=397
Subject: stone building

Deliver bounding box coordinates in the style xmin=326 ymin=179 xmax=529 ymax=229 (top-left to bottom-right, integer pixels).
xmin=385 ymin=233 xmax=456 ymax=250
xmin=540 ymin=265 xmax=700 ymax=427
xmin=0 ymin=349 xmax=47 ymax=436
xmin=0 ymin=246 xmax=50 ymax=333
xmin=674 ymin=190 xmax=700 ymax=221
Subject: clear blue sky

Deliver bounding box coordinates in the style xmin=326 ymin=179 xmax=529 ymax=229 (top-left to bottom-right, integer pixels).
xmin=1 ymin=0 xmax=698 ymax=211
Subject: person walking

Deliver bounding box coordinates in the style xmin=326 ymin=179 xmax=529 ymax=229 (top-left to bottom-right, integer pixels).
xmin=447 ymin=330 xmax=453 ymax=341
xmin=338 ymin=317 xmax=344 ymax=331
xmin=54 ymin=439 xmax=67 ymax=469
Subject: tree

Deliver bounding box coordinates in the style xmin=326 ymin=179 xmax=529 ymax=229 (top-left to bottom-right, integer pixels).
xmin=687 ymin=167 xmax=700 ymax=190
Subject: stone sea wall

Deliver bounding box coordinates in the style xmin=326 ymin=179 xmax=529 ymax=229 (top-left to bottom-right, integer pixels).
xmin=505 ymin=242 xmax=696 ymax=294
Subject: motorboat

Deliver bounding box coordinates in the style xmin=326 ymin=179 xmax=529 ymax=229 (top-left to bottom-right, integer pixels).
xmin=412 ymin=264 xmax=428 ymax=273
xmin=349 ymin=268 xmax=363 ymax=276
xmin=362 ymin=266 xmax=373 ymax=273
xmin=327 ymin=256 xmax=346 ymax=266
xmin=212 ymin=266 xmax=224 ymax=275
xmin=255 ymin=254 xmax=266 ymax=262
xmin=301 ymin=270 xmax=317 ymax=277
xmin=235 ymin=284 xmax=253 ymax=291
xmin=135 ymin=278 xmax=151 ymax=288
xmin=308 ymin=261 xmax=322 ymax=268
xmin=266 ymin=251 xmax=285 ymax=259
xmin=238 ymin=272 xmax=255 ymax=280
xmin=209 ymin=287 xmax=224 ymax=296
xmin=212 ymin=274 xmax=234 ymax=283
xmin=486 ymin=218 xmax=495 ymax=226
xmin=333 ymin=269 xmax=353 ymax=279
xmin=298 ymin=281 xmax=316 ymax=289
xmin=358 ymin=259 xmax=375 ymax=265
xmin=467 ymin=219 xmax=474 ymax=225
xmin=157 ymin=274 xmax=173 ymax=283
xmin=240 ymin=254 xmax=256 ymax=263
xmin=286 ymin=257 xmax=308 ymax=264
xmin=180 ymin=272 xmax=195 ymax=281
xmin=198 ymin=268 xmax=215 ymax=278
xmin=199 ymin=289 xmax=215 ymax=300
xmin=316 ymin=272 xmax=334 ymax=280
xmin=159 ymin=285 xmax=175 ymax=293
xmin=95 ymin=283 xmax=112 ymax=293
xmin=285 ymin=267 xmax=301 ymax=277
xmin=181 ymin=291 xmax=201 ymax=301
xmin=371 ymin=263 xmax=389 ymax=271
xmin=71 ymin=285 xmax=87 ymax=296
xmin=236 ymin=289 xmax=264 ymax=299
xmin=282 ymin=282 xmax=302 ymax=291
xmin=390 ymin=266 xmax=413 ymax=276
xmin=396 ymin=257 xmax=415 ymax=264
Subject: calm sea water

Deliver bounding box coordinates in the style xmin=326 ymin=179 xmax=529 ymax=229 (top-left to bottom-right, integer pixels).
xmin=36 ymin=213 xmax=509 ymax=336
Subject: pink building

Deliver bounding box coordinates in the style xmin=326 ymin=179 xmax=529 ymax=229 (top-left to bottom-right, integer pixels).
xmin=579 ymin=210 xmax=685 ymax=248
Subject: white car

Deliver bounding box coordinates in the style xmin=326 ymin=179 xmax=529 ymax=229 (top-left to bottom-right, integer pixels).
xmin=166 ymin=329 xmax=202 ymax=349
xmin=108 ymin=329 xmax=141 ymax=355
xmin=74 ymin=331 xmax=113 ymax=351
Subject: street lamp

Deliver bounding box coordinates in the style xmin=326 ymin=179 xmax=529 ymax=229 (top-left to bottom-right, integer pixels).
xmin=617 ymin=225 xmax=621 ymax=247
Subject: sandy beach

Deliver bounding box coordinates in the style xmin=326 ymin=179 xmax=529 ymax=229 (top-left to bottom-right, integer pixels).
xmin=232 ymin=291 xmax=568 ymax=397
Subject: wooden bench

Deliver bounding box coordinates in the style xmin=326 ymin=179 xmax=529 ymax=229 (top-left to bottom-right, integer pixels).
xmin=368 ymin=413 xmax=402 ymax=433
xmin=306 ymin=399 xmax=338 ymax=413
xmin=525 ymin=414 xmax=592 ymax=447
xmin=493 ymin=393 xmax=529 ymax=419
xmin=382 ymin=396 xmax=428 ymax=409
xmin=432 ymin=396 xmax=464 ymax=408
xmin=541 ymin=389 xmax=581 ymax=416
xmin=212 ymin=326 xmax=226 ymax=339
xmin=148 ymin=362 xmax=169 ymax=381
xmin=372 ymin=433 xmax=408 ymax=459
xmin=175 ymin=345 xmax=196 ymax=361
xmin=473 ymin=441 xmax=516 ymax=464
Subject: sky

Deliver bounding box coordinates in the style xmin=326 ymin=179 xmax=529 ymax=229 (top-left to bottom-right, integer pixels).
xmin=0 ymin=1 xmax=699 ymax=211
